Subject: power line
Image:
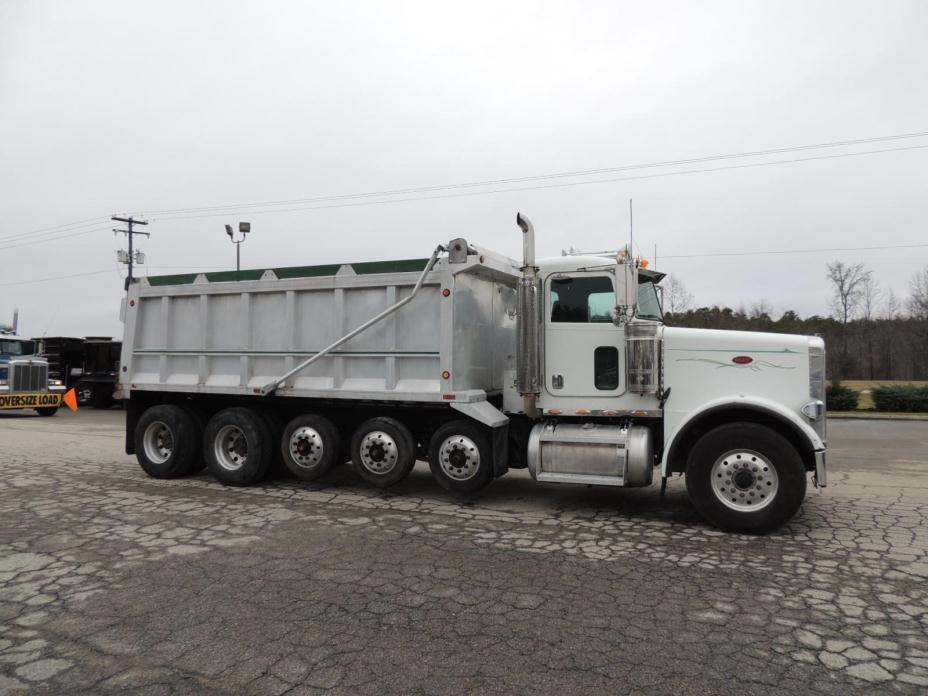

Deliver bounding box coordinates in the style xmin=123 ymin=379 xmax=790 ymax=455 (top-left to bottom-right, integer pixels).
xmin=136 ymin=130 xmax=928 ymax=217
xmin=0 ymin=216 xmax=107 ymax=243
xmin=0 ymin=269 xmax=115 ymax=287
xmin=662 ymin=242 xmax=928 ymax=260
xmin=0 ymin=227 xmax=104 ymax=252
xmin=7 ymin=130 xmax=928 ymax=252
xmin=150 ymin=144 xmax=928 ymax=223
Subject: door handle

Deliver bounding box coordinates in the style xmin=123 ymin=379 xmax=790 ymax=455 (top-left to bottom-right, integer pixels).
xmin=552 ymin=374 xmax=564 ymax=389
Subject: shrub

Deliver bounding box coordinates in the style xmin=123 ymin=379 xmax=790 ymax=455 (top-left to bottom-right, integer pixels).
xmin=871 ymin=384 xmax=928 ymax=412
xmin=826 ymin=382 xmax=859 ymax=411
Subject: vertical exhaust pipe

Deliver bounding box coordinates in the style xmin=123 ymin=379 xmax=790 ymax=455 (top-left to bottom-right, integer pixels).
xmin=516 ymin=213 xmax=541 ymax=418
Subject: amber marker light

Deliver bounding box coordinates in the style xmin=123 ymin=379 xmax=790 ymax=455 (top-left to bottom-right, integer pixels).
xmin=441 ymin=371 xmax=451 ymax=380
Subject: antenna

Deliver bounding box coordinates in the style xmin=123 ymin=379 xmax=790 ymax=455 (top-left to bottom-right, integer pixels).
xmin=629 ymin=198 xmax=633 ymax=259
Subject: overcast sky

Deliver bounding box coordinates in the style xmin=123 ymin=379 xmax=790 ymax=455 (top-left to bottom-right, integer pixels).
xmin=1 ymin=0 xmax=926 ymax=339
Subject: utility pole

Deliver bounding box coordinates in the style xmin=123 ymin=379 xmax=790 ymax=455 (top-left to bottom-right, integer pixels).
xmin=113 ymin=215 xmax=149 ymax=290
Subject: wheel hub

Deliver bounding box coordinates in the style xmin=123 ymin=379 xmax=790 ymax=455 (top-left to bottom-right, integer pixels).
xmin=710 ymin=449 xmax=779 ymax=512
xmin=359 ymin=431 xmax=398 ymax=474
xmin=142 ymin=421 xmax=174 ymax=465
xmin=288 ymin=426 xmax=324 ymax=468
xmin=214 ymin=425 xmax=248 ymax=471
xmin=438 ymin=435 xmax=480 ymax=482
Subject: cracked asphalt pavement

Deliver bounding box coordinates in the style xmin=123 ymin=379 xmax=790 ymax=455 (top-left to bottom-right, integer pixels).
xmin=2 ymin=410 xmax=928 ymax=695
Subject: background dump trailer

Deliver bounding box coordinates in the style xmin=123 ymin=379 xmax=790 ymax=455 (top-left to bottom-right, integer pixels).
xmin=121 ymin=217 xmax=826 ymax=533
xmin=35 ymin=336 xmax=122 ymax=407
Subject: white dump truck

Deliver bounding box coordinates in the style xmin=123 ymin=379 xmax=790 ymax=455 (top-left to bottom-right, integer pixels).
xmin=118 ymin=214 xmax=826 ymax=533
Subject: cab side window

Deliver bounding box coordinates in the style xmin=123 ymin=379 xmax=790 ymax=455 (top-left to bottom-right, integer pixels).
xmin=550 ymin=276 xmax=615 ymax=323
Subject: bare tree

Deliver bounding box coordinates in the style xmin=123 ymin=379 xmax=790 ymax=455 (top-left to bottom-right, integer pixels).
xmin=827 ymin=261 xmax=871 ymax=324
xmin=909 ymin=267 xmax=928 ymax=320
xmin=749 ymin=300 xmax=773 ymax=319
xmin=883 ymin=289 xmax=902 ymax=320
xmin=860 ymin=275 xmax=881 ymax=322
xmin=826 ymin=261 xmax=871 ymax=376
xmin=859 ymin=275 xmax=881 ymax=378
xmin=663 ymin=275 xmax=694 ymax=315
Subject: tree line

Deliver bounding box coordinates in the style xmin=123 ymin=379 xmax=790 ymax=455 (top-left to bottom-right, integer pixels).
xmin=662 ymin=263 xmax=928 ymax=381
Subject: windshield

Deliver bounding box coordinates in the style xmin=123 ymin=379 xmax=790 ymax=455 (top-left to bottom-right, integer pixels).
xmin=0 ymin=339 xmax=34 ymax=357
xmin=637 ymin=280 xmax=663 ymax=321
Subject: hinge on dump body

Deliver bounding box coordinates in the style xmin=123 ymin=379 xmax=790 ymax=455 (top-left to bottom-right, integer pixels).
xmin=447 ymin=238 xmax=476 ymax=263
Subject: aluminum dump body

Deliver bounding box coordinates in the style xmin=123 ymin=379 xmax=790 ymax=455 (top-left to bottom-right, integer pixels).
xmin=119 ymin=248 xmax=519 ymax=404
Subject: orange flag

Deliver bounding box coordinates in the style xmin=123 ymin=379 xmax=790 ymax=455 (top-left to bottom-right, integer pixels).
xmin=63 ymin=388 xmax=79 ymax=412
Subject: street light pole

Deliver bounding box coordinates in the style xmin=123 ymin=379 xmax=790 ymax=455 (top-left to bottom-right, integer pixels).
xmin=225 ymin=222 xmax=251 ymax=271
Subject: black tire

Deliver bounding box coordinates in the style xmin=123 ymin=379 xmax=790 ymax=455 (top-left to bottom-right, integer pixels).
xmin=91 ymin=386 xmax=114 ymax=409
xmin=281 ymin=414 xmax=341 ymax=481
xmin=256 ymin=410 xmax=287 ymax=476
xmin=134 ymin=404 xmax=201 ymax=479
xmin=428 ymin=420 xmax=494 ymax=495
xmin=203 ymin=407 xmax=273 ymax=486
xmin=350 ymin=417 xmax=416 ymax=488
xmin=685 ymin=422 xmax=807 ymax=534
xmin=35 ymin=408 xmax=59 ymax=417
xmin=178 ymin=404 xmax=207 ymax=474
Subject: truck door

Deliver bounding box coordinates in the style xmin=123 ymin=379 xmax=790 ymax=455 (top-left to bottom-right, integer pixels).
xmin=544 ymin=272 xmax=623 ymax=398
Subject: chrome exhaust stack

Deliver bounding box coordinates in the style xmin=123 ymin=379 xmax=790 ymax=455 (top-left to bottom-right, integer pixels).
xmin=516 ymin=213 xmax=542 ymax=417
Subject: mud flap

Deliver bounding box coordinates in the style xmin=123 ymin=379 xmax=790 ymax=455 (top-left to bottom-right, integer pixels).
xmin=492 ymin=424 xmax=509 ymax=478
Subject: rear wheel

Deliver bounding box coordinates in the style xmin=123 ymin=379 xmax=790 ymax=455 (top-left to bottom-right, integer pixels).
xmin=685 ymin=422 xmax=807 ymax=534
xmin=135 ymin=404 xmax=200 ymax=478
xmin=203 ymin=408 xmax=272 ymax=486
xmin=281 ymin=414 xmax=341 ymax=481
xmin=428 ymin=420 xmax=494 ymax=495
xmin=35 ymin=408 xmax=58 ymax=417
xmin=350 ymin=417 xmax=416 ymax=488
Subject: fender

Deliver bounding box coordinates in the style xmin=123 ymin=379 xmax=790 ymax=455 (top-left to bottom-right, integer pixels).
xmin=662 ymin=395 xmax=825 ymax=477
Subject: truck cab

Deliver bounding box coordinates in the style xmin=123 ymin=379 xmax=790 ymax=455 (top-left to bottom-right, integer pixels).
xmin=509 ymin=214 xmax=826 ymax=532
xmin=0 ymin=313 xmax=67 ymax=416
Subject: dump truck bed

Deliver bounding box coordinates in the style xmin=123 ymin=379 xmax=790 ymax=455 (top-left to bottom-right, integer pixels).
xmin=119 ymin=248 xmax=519 ymax=405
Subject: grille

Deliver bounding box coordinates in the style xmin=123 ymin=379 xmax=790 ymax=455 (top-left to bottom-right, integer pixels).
xmin=11 ymin=362 xmax=48 ymax=392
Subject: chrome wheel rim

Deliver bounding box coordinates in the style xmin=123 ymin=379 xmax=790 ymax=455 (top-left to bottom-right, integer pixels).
xmin=214 ymin=425 xmax=248 ymax=471
xmin=358 ymin=430 xmax=398 ymax=475
xmin=438 ymin=435 xmax=480 ymax=482
xmin=711 ymin=449 xmax=779 ymax=512
xmin=288 ymin=426 xmax=324 ymax=469
xmin=142 ymin=421 xmax=173 ymax=464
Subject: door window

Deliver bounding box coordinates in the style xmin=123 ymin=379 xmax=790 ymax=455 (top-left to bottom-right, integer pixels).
xmin=550 ymin=276 xmax=615 ymax=323
xmin=594 ymin=346 xmax=619 ymax=390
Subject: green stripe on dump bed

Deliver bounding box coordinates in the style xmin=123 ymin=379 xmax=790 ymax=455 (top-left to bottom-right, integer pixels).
xmin=145 ymin=258 xmax=430 ymax=286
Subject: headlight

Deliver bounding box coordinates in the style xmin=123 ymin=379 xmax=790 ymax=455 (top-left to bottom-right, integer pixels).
xmin=49 ymin=379 xmax=63 ymax=386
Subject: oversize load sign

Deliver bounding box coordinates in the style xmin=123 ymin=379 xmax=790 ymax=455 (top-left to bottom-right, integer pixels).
xmin=0 ymin=393 xmax=62 ymax=409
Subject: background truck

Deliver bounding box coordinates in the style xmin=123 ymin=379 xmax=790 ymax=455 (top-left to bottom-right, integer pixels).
xmin=0 ymin=311 xmax=67 ymax=416
xmin=34 ymin=336 xmax=122 ymax=408
xmin=119 ymin=214 xmax=827 ymax=533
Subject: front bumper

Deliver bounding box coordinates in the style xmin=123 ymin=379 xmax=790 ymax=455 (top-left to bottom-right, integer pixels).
xmin=814 ymin=450 xmax=827 ymax=488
